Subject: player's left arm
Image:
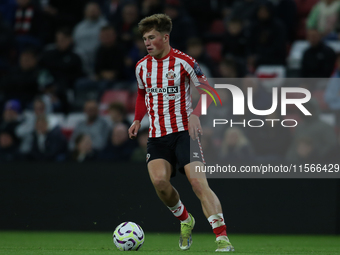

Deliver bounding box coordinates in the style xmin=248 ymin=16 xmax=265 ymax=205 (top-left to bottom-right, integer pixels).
xmin=189 ymin=61 xmax=214 ymax=140
xmin=188 ymin=114 xmax=202 ymax=140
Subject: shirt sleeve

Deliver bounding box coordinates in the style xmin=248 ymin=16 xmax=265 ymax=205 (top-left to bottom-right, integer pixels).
xmin=188 ymin=61 xmax=214 ymax=116
xmin=134 ymin=87 xmax=147 ymax=122
xmin=134 ymin=64 xmax=147 ymax=121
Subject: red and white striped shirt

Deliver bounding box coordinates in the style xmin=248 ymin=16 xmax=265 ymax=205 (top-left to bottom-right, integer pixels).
xmin=134 ymin=48 xmax=208 ymax=138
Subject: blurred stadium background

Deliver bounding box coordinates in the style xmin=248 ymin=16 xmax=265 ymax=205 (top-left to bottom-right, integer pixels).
xmin=0 ymin=0 xmax=340 ymax=239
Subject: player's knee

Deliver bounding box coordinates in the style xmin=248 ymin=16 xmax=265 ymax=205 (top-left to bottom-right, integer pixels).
xmin=152 ymin=178 xmax=169 ymax=193
xmin=190 ymin=179 xmax=204 ymax=198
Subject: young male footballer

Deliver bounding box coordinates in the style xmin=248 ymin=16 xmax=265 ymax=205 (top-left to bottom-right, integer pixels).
xmin=128 ymin=14 xmax=234 ymax=252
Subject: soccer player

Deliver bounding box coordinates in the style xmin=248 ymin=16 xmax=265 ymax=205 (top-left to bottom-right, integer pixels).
xmin=128 ymin=14 xmax=234 ymax=252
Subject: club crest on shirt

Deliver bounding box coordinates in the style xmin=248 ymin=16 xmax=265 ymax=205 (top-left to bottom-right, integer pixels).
xmin=166 ymin=69 xmax=176 ymax=80
xmin=146 ymin=72 xmax=152 ymax=78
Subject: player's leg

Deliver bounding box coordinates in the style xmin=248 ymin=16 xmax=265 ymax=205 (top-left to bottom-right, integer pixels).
xmin=147 ymin=158 xmax=178 ymax=206
xmin=148 ymin=158 xmax=194 ymax=250
xmin=147 ymin=137 xmax=192 ymax=223
xmin=184 ymin=161 xmax=221 ymax=217
xmin=184 ymin=162 xmax=234 ymax=252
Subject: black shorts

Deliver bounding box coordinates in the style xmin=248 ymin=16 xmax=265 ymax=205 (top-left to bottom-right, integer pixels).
xmin=146 ymin=130 xmax=204 ymax=177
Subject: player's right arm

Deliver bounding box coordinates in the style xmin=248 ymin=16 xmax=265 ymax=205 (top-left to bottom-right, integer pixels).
xmin=129 ymin=120 xmax=141 ymax=139
xmin=128 ymin=86 xmax=147 ymax=139
xmin=129 ymin=61 xmax=148 ymax=139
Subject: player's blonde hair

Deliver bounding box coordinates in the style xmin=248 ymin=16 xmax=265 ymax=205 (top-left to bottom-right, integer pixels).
xmin=138 ymin=14 xmax=172 ymax=36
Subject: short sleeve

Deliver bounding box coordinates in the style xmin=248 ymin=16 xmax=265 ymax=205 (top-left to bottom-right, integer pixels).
xmin=189 ymin=61 xmax=208 ymax=87
xmin=135 ymin=64 xmax=145 ymax=89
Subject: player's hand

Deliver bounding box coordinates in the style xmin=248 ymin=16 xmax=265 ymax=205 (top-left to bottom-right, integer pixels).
xmin=188 ymin=114 xmax=203 ymax=140
xmin=128 ymin=120 xmax=141 ymax=139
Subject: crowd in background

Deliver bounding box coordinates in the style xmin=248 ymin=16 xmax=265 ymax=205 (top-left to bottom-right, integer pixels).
xmin=1 ymin=0 xmax=340 ymax=163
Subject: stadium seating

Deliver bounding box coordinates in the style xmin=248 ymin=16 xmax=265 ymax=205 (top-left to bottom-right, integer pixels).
xmin=283 ymin=113 xmax=301 ymax=133
xmin=311 ymin=90 xmax=329 ymax=111
xmin=205 ymin=42 xmax=223 ymax=63
xmin=100 ymin=90 xmax=131 ymax=114
xmin=319 ymin=113 xmax=336 ymax=126
xmin=60 ymin=113 xmax=86 ymax=139
xmin=284 ymin=91 xmax=307 ymax=113
xmin=288 ymin=40 xmax=340 ymax=69
xmin=294 ymin=0 xmax=319 ymax=39
xmin=72 ymin=87 xmax=100 ymax=112
xmin=129 ymin=92 xmax=138 ymax=113
xmin=209 ymin=19 xmax=225 ymax=35
xmin=256 ymin=65 xmax=286 ymax=91
xmin=49 ymin=113 xmax=65 ymax=128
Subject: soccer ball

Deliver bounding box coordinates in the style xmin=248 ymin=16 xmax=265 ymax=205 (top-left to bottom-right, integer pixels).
xmin=113 ymin=222 xmax=145 ymax=251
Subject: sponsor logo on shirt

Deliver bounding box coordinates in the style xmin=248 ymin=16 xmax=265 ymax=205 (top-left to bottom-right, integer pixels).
xmin=164 ymin=94 xmax=180 ymax=100
xmin=146 ymin=86 xmax=179 ymax=94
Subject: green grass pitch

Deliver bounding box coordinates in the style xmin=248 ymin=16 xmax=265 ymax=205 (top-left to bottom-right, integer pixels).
xmin=1 ymin=231 xmax=340 ymax=255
